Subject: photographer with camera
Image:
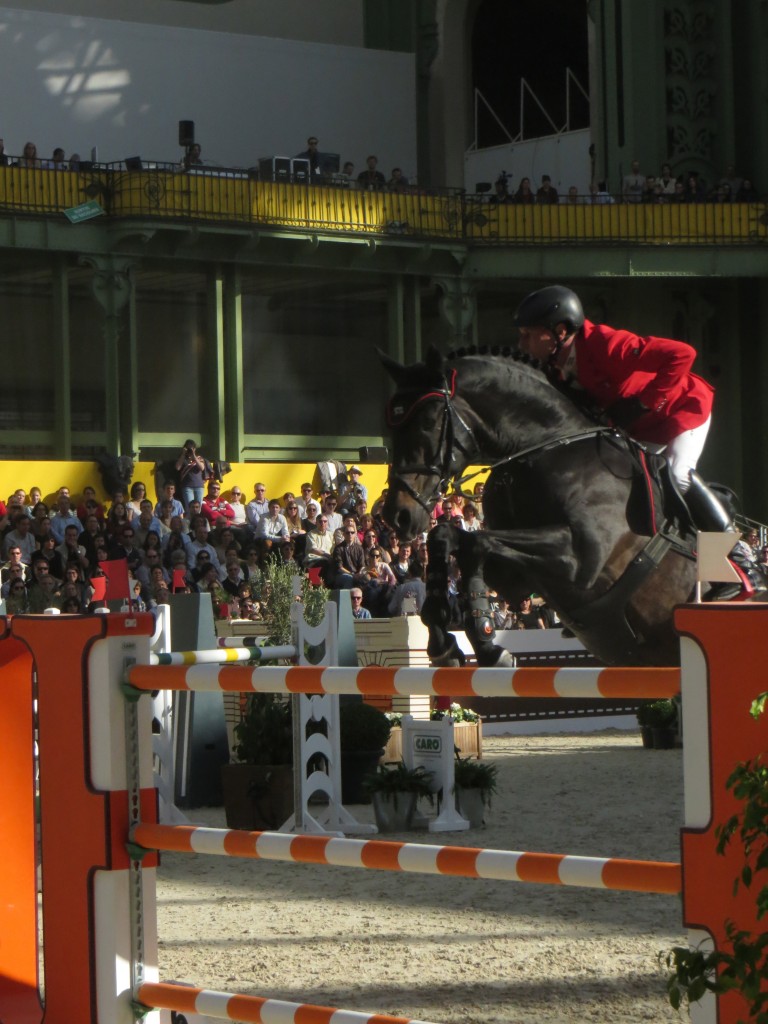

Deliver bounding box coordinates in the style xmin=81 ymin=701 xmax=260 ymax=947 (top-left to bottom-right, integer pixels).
xmin=174 ymin=439 xmax=212 ymax=511
xmin=338 ymin=465 xmax=368 ymax=514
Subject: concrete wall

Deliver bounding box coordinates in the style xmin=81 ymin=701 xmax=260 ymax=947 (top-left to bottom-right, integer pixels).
xmin=0 ymin=3 xmax=415 ymax=174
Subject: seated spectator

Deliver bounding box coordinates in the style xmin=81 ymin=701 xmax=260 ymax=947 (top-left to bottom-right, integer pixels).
xmin=390 ymin=540 xmax=413 ymax=584
xmin=357 ymin=155 xmax=386 ymax=190
xmin=78 ymin=516 xmax=105 ymax=565
xmin=350 ymin=587 xmax=372 ymax=619
xmin=536 ymin=175 xmax=559 ymax=204
xmin=283 ymin=500 xmax=305 ymax=537
xmin=17 ymin=141 xmax=39 ymax=168
xmin=388 ymin=569 xmax=427 ymax=616
xmin=302 ymin=500 xmax=321 ymax=532
xmin=622 ymin=159 xmax=644 ymax=203
xmin=333 ymin=523 xmax=366 ymax=588
xmin=38 ymin=534 xmax=66 ymax=580
xmin=185 ymin=517 xmax=220 ymax=571
xmin=658 ymin=164 xmax=677 ymax=197
xmin=462 ymin=503 xmax=482 ymax=532
xmin=24 ymin=487 xmax=43 ymax=516
xmin=321 ymin=493 xmax=343 ymax=533
xmin=1 ymin=560 xmax=28 ymax=598
xmin=183 ymin=143 xmax=203 ymax=170
xmin=226 ymin=485 xmax=249 ymax=538
xmin=3 ymin=512 xmax=37 ymax=562
xmin=641 ymin=175 xmax=658 ymax=202
xmin=719 ymin=164 xmax=742 ymax=198
xmin=154 ymin=481 xmax=185 ymax=519
xmin=201 ymin=481 xmax=234 ymax=528
xmin=736 ymin=178 xmax=759 ymax=201
xmin=563 ymin=185 xmax=582 ymax=205
xmin=684 ymin=172 xmax=705 ymax=201
xmin=515 ymin=177 xmax=534 ymax=204
xmin=109 ymin=524 xmax=144 ymax=575
xmin=387 ymin=167 xmax=409 ymax=191
xmin=77 ymin=486 xmax=105 ymax=525
xmin=669 ymin=179 xmax=687 ymax=203
xmin=133 ymin=500 xmax=164 ymax=547
xmin=255 ymin=499 xmax=289 ymax=552
xmin=126 ymin=481 xmax=148 ymax=520
xmin=588 ymin=180 xmax=614 ymax=204
xmin=104 ymin=498 xmax=128 ymax=536
xmin=163 ymin=529 xmax=189 ymax=569
xmin=492 ymin=597 xmax=515 ymax=629
xmin=340 ymin=161 xmax=355 ymax=182
xmin=304 ymin=514 xmax=335 ymax=571
xmin=56 ymin=523 xmax=89 ymax=573
xmin=490 ymin=177 xmax=511 ymax=203
xmin=5 ymin=575 xmax=30 ymax=613
xmin=50 ymin=489 xmax=83 ymax=543
xmin=517 ymin=595 xmax=546 ymax=629
xmin=246 ymin=482 xmax=269 ymax=532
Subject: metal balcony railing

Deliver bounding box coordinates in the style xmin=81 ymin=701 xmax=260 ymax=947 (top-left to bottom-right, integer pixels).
xmin=1 ymin=163 xmax=766 ymax=246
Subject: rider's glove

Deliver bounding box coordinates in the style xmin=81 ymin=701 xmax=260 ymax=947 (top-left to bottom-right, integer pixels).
xmin=606 ymin=396 xmax=648 ymax=429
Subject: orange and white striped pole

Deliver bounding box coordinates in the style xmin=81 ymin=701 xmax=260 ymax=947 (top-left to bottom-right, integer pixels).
xmin=127 ymin=663 xmax=680 ymax=700
xmin=139 ymin=981 xmax=439 ymax=1024
xmin=133 ymin=822 xmax=682 ymax=895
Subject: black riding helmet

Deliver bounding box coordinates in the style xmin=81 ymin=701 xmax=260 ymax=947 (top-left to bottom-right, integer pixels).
xmin=514 ymin=285 xmax=585 ymax=334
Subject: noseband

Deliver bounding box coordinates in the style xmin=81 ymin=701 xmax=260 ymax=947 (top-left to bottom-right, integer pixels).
xmin=387 ymin=370 xmax=478 ymax=516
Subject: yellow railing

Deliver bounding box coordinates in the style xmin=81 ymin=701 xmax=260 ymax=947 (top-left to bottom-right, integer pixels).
xmin=1 ymin=165 xmax=766 ymax=245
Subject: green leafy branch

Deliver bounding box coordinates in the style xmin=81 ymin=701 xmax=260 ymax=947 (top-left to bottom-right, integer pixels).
xmin=663 ymin=696 xmax=768 ymax=1021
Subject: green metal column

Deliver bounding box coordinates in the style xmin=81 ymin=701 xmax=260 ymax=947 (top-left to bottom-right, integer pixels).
xmin=404 ymin=277 xmax=422 ymax=364
xmin=223 ymin=267 xmax=244 ymax=464
xmin=119 ymin=279 xmax=139 ymax=457
xmin=51 ymin=257 xmax=71 ymax=459
xmin=206 ymin=269 xmax=226 ymax=461
xmin=80 ymin=254 xmax=134 ymax=456
xmin=388 ymin=276 xmax=405 ymax=364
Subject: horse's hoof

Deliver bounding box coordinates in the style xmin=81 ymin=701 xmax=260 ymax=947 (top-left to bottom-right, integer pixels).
xmin=429 ymin=647 xmax=465 ymax=668
xmin=491 ymin=648 xmax=515 ymax=668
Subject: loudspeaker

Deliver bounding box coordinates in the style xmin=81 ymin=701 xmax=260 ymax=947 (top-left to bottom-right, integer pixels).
xmin=178 ymin=120 xmax=195 ymax=147
xmin=358 ymin=445 xmax=389 ymax=463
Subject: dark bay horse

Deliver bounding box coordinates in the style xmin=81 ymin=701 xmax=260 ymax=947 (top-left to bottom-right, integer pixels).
xmin=381 ymin=345 xmax=704 ymax=667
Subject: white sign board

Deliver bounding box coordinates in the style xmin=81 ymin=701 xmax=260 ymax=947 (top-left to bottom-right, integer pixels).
xmin=401 ymin=716 xmax=468 ymax=832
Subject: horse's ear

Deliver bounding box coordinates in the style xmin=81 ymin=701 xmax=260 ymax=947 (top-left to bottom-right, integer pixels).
xmin=425 ymin=344 xmax=446 ymax=379
xmin=378 ymin=347 xmax=408 ymax=387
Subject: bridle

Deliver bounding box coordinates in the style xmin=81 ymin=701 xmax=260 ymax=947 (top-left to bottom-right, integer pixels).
xmin=386 ymin=369 xmax=479 ymax=517
xmin=387 ymin=368 xmax=620 ymax=517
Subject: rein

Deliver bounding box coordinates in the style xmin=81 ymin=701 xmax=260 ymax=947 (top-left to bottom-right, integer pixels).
xmin=453 ymin=427 xmax=617 ymax=491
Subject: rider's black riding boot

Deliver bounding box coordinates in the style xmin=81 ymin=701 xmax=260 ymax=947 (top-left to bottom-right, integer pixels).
xmin=684 ymin=471 xmax=736 ymax=533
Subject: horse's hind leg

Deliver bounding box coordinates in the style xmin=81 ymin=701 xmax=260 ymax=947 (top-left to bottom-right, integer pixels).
xmin=423 ymin=524 xmax=465 ymax=666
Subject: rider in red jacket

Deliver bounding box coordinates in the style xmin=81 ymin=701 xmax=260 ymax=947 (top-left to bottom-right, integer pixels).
xmin=514 ymin=285 xmax=732 ymax=532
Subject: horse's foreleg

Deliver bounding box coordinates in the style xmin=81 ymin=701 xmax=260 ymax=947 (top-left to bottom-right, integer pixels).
xmin=422 ymin=525 xmax=465 ymax=666
xmin=451 ymin=532 xmax=515 ymax=667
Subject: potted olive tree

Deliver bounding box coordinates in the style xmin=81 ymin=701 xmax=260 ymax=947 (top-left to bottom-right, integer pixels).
xmin=363 ymin=762 xmax=435 ymax=832
xmin=339 ymin=700 xmax=392 ymax=804
xmin=452 ymin=755 xmax=499 ymax=827
xmin=220 ymin=693 xmax=294 ymax=830
xmin=636 ymin=698 xmax=678 ymax=749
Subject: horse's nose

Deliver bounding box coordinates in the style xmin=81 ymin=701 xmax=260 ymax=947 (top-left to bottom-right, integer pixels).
xmin=394 ymin=507 xmax=414 ymax=540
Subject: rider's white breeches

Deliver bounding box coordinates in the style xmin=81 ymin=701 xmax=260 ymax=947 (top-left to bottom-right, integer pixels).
xmin=666 ymin=416 xmax=711 ymax=492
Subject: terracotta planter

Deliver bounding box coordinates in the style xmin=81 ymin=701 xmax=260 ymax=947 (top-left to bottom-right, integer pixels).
xmin=220 ymin=763 xmax=294 ymax=831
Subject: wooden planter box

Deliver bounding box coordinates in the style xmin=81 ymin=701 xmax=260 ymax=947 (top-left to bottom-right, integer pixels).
xmin=383 ymin=720 xmax=482 ymax=764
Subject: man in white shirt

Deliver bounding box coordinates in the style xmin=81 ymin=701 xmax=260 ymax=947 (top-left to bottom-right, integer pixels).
xmin=186 ymin=517 xmax=221 ymax=570
xmin=304 ymin=515 xmax=335 ymax=568
xmin=154 ymin=482 xmax=185 ymax=519
xmin=322 ymin=494 xmax=343 ymax=533
xmin=295 ymin=482 xmax=314 ymax=516
xmin=50 ymin=491 xmax=84 ymax=544
xmin=255 ymin=500 xmax=289 ymax=547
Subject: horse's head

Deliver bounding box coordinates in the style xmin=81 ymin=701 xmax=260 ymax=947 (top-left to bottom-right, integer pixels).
xmin=380 ymin=346 xmax=477 ymax=540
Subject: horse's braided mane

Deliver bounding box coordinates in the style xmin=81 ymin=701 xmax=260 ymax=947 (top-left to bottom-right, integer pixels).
xmin=445 ymin=344 xmax=607 ymax=426
xmin=445 ymin=344 xmax=546 ymax=374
